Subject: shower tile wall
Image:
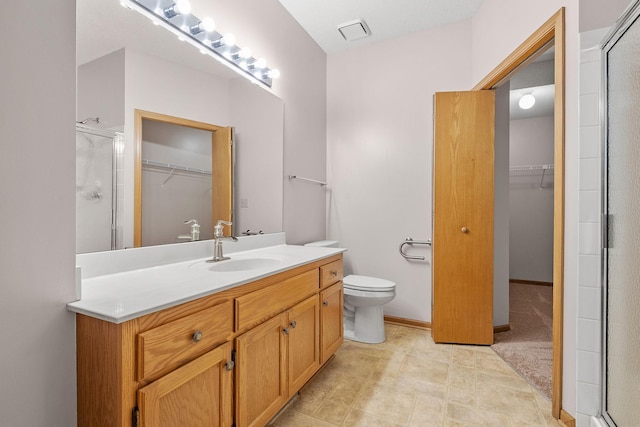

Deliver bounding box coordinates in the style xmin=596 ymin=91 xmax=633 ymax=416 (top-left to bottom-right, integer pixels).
xmin=576 ymin=28 xmax=608 ymax=427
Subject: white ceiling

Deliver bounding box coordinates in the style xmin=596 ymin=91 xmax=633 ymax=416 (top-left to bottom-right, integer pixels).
xmin=277 ymin=0 xmax=485 ymax=54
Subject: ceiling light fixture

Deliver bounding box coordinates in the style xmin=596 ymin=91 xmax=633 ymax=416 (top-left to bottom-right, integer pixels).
xmin=122 ymin=0 xmax=279 ymax=88
xmin=519 ymin=92 xmax=536 ymax=110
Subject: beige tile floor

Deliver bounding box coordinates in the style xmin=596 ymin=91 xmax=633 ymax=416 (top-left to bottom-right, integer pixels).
xmin=269 ymin=323 xmax=562 ymax=427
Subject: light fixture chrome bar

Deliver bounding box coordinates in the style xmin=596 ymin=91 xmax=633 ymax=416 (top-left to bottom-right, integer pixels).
xmin=121 ymin=0 xmax=278 ymax=88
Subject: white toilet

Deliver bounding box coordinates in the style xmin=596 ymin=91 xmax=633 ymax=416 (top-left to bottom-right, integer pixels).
xmin=304 ymin=241 xmax=396 ymax=344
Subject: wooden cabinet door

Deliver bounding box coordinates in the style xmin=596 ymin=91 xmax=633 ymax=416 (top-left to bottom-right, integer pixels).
xmin=287 ymin=295 xmax=320 ymax=395
xmin=235 ymin=313 xmax=288 ymax=427
xmin=432 ymin=90 xmax=495 ymax=345
xmin=137 ymin=341 xmax=233 ymax=427
xmin=320 ymin=281 xmax=343 ymax=364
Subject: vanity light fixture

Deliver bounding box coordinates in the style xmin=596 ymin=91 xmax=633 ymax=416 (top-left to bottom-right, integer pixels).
xmin=519 ymin=92 xmax=536 ymax=110
xmin=121 ymin=0 xmax=279 ymax=88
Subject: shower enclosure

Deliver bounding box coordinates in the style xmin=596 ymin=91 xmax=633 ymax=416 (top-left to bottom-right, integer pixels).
xmin=75 ymin=124 xmax=123 ymax=253
xmin=601 ymin=1 xmax=640 ymax=425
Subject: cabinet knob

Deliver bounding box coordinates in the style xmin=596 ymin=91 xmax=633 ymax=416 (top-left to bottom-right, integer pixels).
xmin=323 ymin=301 xmax=329 ymax=307
xmin=192 ymin=330 xmax=203 ymax=342
xmin=461 ymin=227 xmax=469 ymax=234
xmin=225 ymin=360 xmax=235 ymax=371
xmin=290 ymin=321 xmax=297 ymax=328
xmin=330 ymin=270 xmax=338 ymax=277
xmin=283 ymin=327 xmax=290 ymax=335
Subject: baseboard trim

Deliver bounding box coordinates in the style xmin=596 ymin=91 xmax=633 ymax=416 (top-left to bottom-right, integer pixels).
xmin=384 ymin=316 xmax=510 ymax=334
xmin=384 ymin=316 xmax=431 ymax=330
xmin=559 ymin=409 xmax=575 ymax=427
xmin=494 ymin=324 xmax=511 ymax=333
xmin=510 ymin=278 xmax=553 ymax=287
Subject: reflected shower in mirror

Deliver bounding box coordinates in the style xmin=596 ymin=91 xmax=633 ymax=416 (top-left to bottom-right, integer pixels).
xmin=76 ymin=0 xmax=284 ymax=253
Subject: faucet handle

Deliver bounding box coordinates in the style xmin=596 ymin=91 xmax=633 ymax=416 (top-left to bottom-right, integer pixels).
xmin=184 ymin=219 xmax=199 ymax=225
xmin=214 ymin=220 xmax=233 ymax=238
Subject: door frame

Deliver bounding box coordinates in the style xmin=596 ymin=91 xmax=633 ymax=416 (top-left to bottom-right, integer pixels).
xmin=472 ymin=9 xmax=566 ymax=420
xmin=133 ymin=109 xmax=228 ymax=247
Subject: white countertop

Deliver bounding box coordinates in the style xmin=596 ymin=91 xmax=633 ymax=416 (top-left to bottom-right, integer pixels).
xmin=67 ymin=243 xmax=345 ymax=324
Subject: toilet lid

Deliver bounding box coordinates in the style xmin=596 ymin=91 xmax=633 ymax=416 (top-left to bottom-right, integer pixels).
xmin=343 ymin=275 xmax=396 ymax=292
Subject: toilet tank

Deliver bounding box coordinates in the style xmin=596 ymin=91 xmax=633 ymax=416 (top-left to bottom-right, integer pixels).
xmin=304 ymin=240 xmax=339 ymax=248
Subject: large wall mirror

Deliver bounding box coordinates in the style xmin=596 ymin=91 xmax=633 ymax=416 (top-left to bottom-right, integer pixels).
xmin=76 ymin=0 xmax=284 ymax=253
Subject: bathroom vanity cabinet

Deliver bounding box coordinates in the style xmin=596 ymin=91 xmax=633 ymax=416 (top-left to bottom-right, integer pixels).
xmin=75 ymin=254 xmax=343 ymax=427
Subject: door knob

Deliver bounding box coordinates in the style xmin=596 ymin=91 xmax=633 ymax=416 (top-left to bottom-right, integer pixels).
xmin=461 ymin=227 xmax=469 ymax=234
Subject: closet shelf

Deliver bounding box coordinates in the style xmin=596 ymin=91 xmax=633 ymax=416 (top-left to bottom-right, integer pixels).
xmin=141 ymin=159 xmax=212 ymax=176
xmin=509 ymin=164 xmax=554 ymax=176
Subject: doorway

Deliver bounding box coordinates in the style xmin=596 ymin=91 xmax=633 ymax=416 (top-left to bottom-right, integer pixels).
xmin=490 ymin=45 xmax=556 ymax=400
xmin=472 ymin=8 xmax=566 ymax=419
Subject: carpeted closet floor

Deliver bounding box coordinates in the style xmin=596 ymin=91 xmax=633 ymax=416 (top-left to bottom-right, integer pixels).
xmin=492 ymin=282 xmax=554 ymax=399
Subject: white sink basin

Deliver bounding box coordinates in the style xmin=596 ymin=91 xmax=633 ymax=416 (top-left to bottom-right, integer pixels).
xmin=208 ymin=257 xmax=281 ymax=272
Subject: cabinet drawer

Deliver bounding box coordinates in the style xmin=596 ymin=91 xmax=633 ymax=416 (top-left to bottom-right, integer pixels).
xmin=320 ymin=260 xmax=343 ymax=288
xmin=236 ymin=269 xmax=319 ymax=332
xmin=137 ymin=301 xmax=234 ymax=381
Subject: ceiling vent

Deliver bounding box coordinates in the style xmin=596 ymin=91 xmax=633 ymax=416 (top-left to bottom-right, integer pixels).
xmin=337 ymin=18 xmax=371 ymax=41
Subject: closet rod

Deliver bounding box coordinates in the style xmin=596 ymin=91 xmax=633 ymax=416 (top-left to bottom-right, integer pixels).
xmin=142 ymin=159 xmax=212 ymax=176
xmin=288 ymin=175 xmax=328 ymax=186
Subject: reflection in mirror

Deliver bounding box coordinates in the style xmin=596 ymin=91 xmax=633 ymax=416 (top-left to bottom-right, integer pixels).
xmin=134 ymin=110 xmax=232 ymax=247
xmin=76 ymin=0 xmax=284 ymax=253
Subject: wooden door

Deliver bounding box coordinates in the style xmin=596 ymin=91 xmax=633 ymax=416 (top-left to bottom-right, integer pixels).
xmin=287 ymin=295 xmax=320 ymax=395
xmin=320 ymin=281 xmax=344 ymax=363
xmin=212 ymin=126 xmax=233 ymax=230
xmin=432 ymin=90 xmax=495 ymax=345
xmin=235 ymin=313 xmax=288 ymax=427
xmin=137 ymin=342 xmax=233 ymax=427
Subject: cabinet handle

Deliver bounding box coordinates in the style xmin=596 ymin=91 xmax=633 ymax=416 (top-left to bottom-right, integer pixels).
xmin=290 ymin=321 xmax=297 ymax=328
xmin=283 ymin=327 xmax=290 ymax=335
xmin=225 ymin=360 xmax=235 ymax=371
xmin=323 ymin=301 xmax=329 ymax=307
xmin=330 ymin=270 xmax=338 ymax=277
xmin=192 ymin=330 xmax=203 ymax=342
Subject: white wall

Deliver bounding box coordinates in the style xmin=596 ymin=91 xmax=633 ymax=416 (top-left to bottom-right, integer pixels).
xmin=77 ymin=49 xmax=125 ymax=129
xmin=0 ymin=1 xmax=77 ymax=426
xmin=509 ymin=116 xmax=555 ymax=282
xmin=230 ymin=78 xmax=284 ymax=235
xmin=327 ymin=21 xmax=472 ymax=322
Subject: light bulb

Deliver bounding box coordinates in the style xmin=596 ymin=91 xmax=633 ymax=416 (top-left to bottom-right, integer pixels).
xmin=222 ymin=33 xmax=236 ymax=46
xmin=175 ymin=0 xmax=191 ymax=15
xmin=201 ymin=17 xmax=215 ymax=32
xmin=254 ymin=58 xmax=267 ymax=69
xmin=211 ymin=34 xmax=236 ymax=49
xmin=268 ymin=69 xmax=280 ymax=79
xmin=163 ymin=0 xmax=190 ymax=18
xmin=239 ymin=47 xmax=252 ymax=59
xmin=239 ymin=60 xmax=248 ymax=70
xmin=519 ymin=93 xmax=536 ymax=110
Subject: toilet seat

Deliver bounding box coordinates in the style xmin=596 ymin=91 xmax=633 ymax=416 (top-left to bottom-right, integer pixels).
xmin=343 ymin=275 xmax=396 ymax=292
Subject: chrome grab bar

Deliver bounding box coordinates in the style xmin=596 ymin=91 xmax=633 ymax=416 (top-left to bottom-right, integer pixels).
xmin=399 ymin=237 xmax=432 ymax=261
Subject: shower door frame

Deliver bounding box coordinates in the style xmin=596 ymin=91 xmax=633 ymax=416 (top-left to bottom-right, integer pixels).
xmin=76 ymin=124 xmax=121 ymax=251
xmin=599 ymin=1 xmax=640 ymax=425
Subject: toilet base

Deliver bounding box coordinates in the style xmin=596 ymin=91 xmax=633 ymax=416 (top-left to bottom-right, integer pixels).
xmin=343 ymin=304 xmax=386 ymax=344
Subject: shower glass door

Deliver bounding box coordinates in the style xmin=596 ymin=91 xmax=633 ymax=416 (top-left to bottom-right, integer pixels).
xmin=76 ymin=125 xmax=120 ymax=253
xmin=603 ymin=2 xmax=640 ymax=425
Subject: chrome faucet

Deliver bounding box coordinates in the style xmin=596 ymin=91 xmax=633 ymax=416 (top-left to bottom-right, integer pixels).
xmin=207 ymin=220 xmax=238 ymax=262
xmin=178 ymin=219 xmax=201 ymax=241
